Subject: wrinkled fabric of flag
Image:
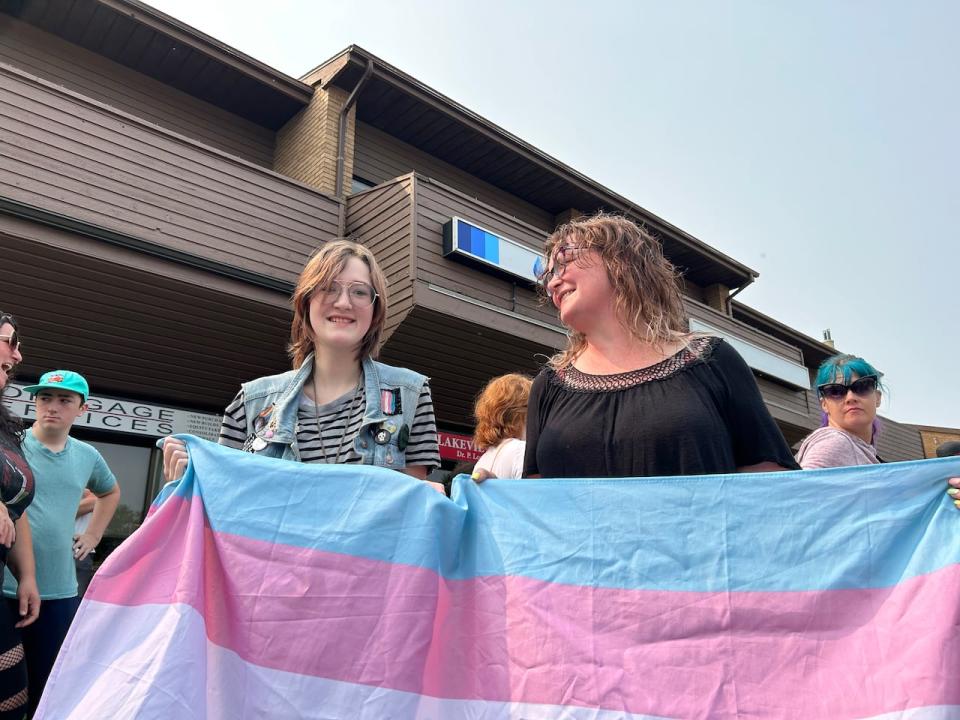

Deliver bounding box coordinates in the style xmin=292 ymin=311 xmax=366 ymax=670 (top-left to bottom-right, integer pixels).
xmin=37 ymin=436 xmax=960 ymax=719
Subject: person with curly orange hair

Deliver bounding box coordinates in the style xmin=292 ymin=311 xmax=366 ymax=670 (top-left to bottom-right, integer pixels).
xmin=471 ymin=374 xmax=532 ymax=480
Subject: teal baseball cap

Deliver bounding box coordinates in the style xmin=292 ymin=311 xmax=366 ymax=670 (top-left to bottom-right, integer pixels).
xmin=24 ymin=370 xmax=90 ymax=402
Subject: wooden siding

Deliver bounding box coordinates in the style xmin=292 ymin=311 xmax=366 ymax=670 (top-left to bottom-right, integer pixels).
xmin=755 ymin=377 xmax=816 ymax=432
xmin=354 ymin=122 xmax=555 ymax=231
xmin=412 ymin=175 xmax=559 ymax=330
xmin=876 ymin=417 xmax=925 ymax=462
xmin=4 ymin=228 xmax=291 ymax=411
xmin=379 ymin=307 xmax=552 ymax=429
xmin=344 ymin=177 xmax=416 ymax=343
xmin=0 ymin=15 xmax=276 ymax=167
xmin=0 ymin=62 xmax=341 ymax=285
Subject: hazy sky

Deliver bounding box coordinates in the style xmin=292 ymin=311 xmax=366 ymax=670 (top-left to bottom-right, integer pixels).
xmin=150 ymin=0 xmax=958 ymax=426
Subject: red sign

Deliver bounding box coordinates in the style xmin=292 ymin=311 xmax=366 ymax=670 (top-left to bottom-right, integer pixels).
xmin=438 ymin=431 xmax=483 ymax=463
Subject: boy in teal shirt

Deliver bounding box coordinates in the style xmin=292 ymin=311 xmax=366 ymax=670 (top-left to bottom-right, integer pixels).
xmin=3 ymin=370 xmax=121 ymax=715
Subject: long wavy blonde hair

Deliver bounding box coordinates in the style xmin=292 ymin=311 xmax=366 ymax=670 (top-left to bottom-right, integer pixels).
xmin=545 ymin=213 xmax=689 ymax=369
xmin=288 ymin=240 xmax=388 ymax=368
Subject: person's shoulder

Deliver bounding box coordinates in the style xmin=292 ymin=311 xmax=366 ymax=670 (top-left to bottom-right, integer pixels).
xmin=532 ymin=366 xmax=555 ymax=386
xmin=67 ymin=436 xmax=108 ymax=463
xmin=801 ymin=426 xmax=853 ymax=448
xmin=796 ymin=426 xmax=861 ymax=468
xmin=370 ymin=359 xmax=427 ymax=389
xmin=241 ymin=368 xmax=300 ymax=400
xmin=701 ymin=336 xmax=740 ymax=365
xmin=500 ymin=438 xmax=527 ymax=461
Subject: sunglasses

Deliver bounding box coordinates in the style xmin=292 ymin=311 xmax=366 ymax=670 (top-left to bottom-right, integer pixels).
xmin=817 ymin=375 xmax=879 ymax=401
xmin=0 ymin=329 xmax=19 ymax=353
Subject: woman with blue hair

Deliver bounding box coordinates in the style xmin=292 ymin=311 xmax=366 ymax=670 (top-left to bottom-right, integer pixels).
xmin=798 ymin=354 xmax=960 ymax=512
xmin=796 ymin=354 xmax=885 ymax=468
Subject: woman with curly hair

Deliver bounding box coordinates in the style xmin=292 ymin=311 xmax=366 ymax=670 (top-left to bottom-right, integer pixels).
xmin=0 ymin=312 xmax=40 ymax=718
xmin=525 ymin=213 xmax=798 ymax=479
xmin=471 ymin=373 xmax=532 ymax=480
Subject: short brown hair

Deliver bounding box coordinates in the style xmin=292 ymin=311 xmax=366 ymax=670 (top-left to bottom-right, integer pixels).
xmin=544 ymin=213 xmax=688 ymax=369
xmin=472 ymin=373 xmax=533 ymax=450
xmin=289 ymin=240 xmax=388 ymax=368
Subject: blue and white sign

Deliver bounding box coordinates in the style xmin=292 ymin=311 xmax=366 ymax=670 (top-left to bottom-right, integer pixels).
xmin=442 ymin=217 xmax=544 ymax=284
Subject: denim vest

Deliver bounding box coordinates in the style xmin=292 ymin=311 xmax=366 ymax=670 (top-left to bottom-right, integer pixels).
xmin=239 ymin=355 xmax=427 ymax=469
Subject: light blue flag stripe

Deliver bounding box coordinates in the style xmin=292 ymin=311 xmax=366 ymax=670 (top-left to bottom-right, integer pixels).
xmin=159 ymin=436 xmax=960 ymax=593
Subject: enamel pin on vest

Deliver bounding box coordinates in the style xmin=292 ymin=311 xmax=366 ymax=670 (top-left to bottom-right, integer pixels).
xmin=250 ymin=405 xmax=277 ymax=452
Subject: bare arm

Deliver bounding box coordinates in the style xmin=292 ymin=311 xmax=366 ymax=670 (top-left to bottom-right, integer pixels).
xmin=400 ymin=465 xmax=445 ymax=494
xmin=76 ymin=488 xmax=96 ymax=517
xmin=73 ymin=484 xmax=121 ymax=561
xmin=7 ymin=511 xmax=40 ymax=628
xmin=400 ymin=465 xmax=428 ymax=480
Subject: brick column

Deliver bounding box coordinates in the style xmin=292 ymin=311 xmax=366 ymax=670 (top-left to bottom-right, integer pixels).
xmin=274 ymin=86 xmax=356 ymax=196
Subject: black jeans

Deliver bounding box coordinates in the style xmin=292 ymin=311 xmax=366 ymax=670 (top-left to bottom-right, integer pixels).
xmin=8 ymin=595 xmax=79 ymax=717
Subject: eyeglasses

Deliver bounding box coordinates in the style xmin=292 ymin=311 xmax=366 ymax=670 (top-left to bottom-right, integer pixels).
xmin=537 ymin=244 xmax=585 ymax=294
xmin=0 ymin=330 xmax=19 ymax=353
xmin=818 ymin=375 xmax=879 ymax=401
xmin=316 ymin=281 xmax=378 ymax=308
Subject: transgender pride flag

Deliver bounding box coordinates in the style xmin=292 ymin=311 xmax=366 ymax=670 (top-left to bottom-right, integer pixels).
xmin=38 ymin=437 xmax=960 ymax=719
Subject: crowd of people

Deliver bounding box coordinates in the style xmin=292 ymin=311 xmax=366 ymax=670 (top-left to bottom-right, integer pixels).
xmin=2 ymin=213 xmax=958 ymax=715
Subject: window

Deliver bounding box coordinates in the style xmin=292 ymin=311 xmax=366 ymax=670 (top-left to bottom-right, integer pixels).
xmin=350 ymin=176 xmax=376 ymax=194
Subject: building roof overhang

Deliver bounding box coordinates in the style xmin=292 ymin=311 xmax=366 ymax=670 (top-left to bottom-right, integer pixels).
xmin=304 ymin=46 xmax=758 ymax=290
xmin=1 ymin=0 xmax=312 ymax=129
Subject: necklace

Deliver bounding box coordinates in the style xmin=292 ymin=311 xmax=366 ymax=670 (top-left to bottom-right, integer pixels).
xmin=312 ymin=371 xmax=363 ymax=464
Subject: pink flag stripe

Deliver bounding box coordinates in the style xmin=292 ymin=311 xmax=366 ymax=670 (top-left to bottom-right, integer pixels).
xmin=86 ymin=495 xmax=960 ymax=719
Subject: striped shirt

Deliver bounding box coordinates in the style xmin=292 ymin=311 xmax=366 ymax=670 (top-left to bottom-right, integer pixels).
xmin=218 ymin=381 xmax=441 ymax=469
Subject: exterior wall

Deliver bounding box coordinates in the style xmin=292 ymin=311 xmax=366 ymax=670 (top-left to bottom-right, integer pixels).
xmin=378 ymin=307 xmax=553 ymax=429
xmin=0 ymin=15 xmax=276 ymax=166
xmin=275 ymin=85 xmax=355 ymax=196
xmin=876 ymin=418 xmax=925 ymax=463
xmin=354 ymin=122 xmax=555 ymax=231
xmin=344 ymin=177 xmax=416 ymax=342
xmin=4 ymin=223 xmax=291 ymax=411
xmin=412 ymin=175 xmax=556 ymax=329
xmin=0 ymin=63 xmax=340 ymax=285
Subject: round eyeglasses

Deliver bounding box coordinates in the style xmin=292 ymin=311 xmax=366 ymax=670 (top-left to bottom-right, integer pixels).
xmin=537 ymin=244 xmax=585 ymax=296
xmin=316 ymin=281 xmax=378 ymax=308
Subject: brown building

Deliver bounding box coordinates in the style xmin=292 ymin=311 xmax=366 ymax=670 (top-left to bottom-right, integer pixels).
xmin=0 ymin=0 xmax=925 ymax=546
xmin=910 ymin=425 xmax=960 ymax=458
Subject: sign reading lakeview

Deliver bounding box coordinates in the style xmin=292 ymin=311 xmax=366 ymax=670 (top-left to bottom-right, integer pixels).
xmin=442 ymin=217 xmax=544 ymax=284
xmin=437 ymin=431 xmax=483 ymax=463
xmin=2 ymin=383 xmax=221 ymax=441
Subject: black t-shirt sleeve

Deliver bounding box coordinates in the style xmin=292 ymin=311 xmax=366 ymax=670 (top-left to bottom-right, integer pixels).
xmin=522 ymin=370 xmax=550 ymax=477
xmin=711 ymin=340 xmax=800 ymax=470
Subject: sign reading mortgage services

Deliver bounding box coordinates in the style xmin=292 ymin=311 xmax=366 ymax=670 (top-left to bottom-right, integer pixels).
xmin=2 ymin=382 xmax=222 ymax=441
xmin=442 ymin=217 xmax=544 ymax=284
